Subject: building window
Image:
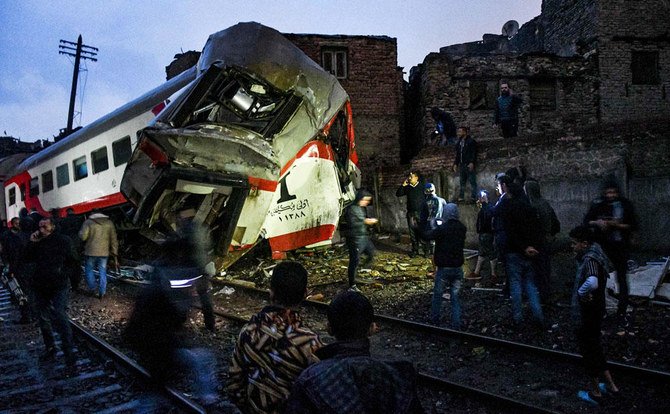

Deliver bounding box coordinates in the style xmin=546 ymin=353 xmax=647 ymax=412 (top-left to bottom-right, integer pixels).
xmin=29 ymin=177 xmax=39 ymax=197
xmin=57 ymin=163 xmax=70 ymax=187
xmin=112 ymin=136 xmax=132 ymax=166
xmin=91 ymin=146 xmax=109 ymax=174
xmin=530 ymin=79 xmax=557 ymax=110
xmin=8 ymin=187 xmax=15 ymax=206
xmin=73 ymin=156 xmax=88 ymax=181
xmin=631 ymin=51 xmax=659 ymax=85
xmin=42 ymin=171 xmax=54 ymax=193
xmin=321 ymin=48 xmax=348 ymax=79
xmin=469 ymin=80 xmax=498 ymax=110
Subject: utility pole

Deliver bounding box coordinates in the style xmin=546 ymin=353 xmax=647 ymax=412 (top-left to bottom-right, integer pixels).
xmin=59 ymin=35 xmax=98 ymax=135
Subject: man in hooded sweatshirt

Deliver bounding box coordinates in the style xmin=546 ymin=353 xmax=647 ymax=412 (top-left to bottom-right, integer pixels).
xmin=79 ymin=209 xmax=118 ymax=299
xmin=422 ymin=203 xmax=467 ymax=330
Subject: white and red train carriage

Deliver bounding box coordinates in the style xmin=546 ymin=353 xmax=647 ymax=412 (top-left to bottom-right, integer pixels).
xmin=4 ymin=22 xmax=361 ymax=261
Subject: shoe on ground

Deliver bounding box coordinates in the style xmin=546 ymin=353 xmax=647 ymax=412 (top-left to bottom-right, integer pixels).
xmin=98 ymin=292 xmax=105 ymax=300
xmin=39 ymin=347 xmax=58 ymax=362
xmin=348 ymin=285 xmax=362 ymax=293
xmin=577 ymin=390 xmax=603 ymax=405
xmin=599 ymin=383 xmax=621 ymax=397
xmin=464 ymin=272 xmax=481 ymax=280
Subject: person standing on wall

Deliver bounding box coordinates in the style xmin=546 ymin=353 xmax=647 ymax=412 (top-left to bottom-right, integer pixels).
xmin=396 ymin=171 xmax=428 ymax=258
xmin=430 ymin=107 xmax=457 ymax=146
xmin=79 ymin=209 xmax=118 ymax=299
xmin=493 ymin=81 xmax=523 ymax=138
xmin=452 ymin=126 xmax=478 ymax=202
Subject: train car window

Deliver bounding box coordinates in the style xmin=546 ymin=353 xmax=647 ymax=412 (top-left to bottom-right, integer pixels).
xmin=91 ymin=146 xmax=109 ymax=174
xmin=20 ymin=183 xmax=25 ymax=201
xmin=112 ymin=136 xmax=132 ymax=166
xmin=42 ymin=171 xmax=54 ymax=193
xmin=8 ymin=187 xmax=16 ymax=206
xmin=57 ymin=164 xmax=70 ymax=187
xmin=73 ymin=156 xmax=88 ymax=181
xmin=29 ymin=177 xmax=39 ymax=197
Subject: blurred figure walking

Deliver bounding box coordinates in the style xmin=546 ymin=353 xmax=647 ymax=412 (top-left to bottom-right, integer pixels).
xmin=79 ymin=209 xmax=118 ymax=299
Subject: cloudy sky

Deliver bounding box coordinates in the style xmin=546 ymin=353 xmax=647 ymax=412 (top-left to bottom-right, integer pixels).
xmin=0 ymin=0 xmax=541 ymax=142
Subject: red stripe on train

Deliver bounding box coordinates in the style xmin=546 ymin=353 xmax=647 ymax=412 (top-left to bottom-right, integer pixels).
xmin=268 ymin=224 xmax=336 ymax=253
xmin=279 ymin=141 xmax=334 ymax=177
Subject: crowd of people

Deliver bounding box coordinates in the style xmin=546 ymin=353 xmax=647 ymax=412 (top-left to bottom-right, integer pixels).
xmin=0 ymin=207 xmax=118 ymax=367
xmin=0 ymin=157 xmax=639 ymax=411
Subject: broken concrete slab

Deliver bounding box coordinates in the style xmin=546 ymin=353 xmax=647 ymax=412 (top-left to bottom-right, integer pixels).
xmin=606 ymin=256 xmax=669 ymax=299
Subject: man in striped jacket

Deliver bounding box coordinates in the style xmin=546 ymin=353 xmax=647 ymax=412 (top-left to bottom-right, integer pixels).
xmin=228 ymin=261 xmax=322 ymax=414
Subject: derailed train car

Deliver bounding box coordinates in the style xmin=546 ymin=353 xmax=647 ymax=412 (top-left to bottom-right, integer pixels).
xmin=121 ymin=22 xmax=361 ymax=260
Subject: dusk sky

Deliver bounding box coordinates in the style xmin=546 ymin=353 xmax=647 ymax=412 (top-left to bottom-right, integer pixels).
xmin=0 ymin=0 xmax=541 ymax=142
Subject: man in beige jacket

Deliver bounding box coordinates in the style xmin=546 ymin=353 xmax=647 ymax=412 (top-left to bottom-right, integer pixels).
xmin=79 ymin=209 xmax=118 ymax=299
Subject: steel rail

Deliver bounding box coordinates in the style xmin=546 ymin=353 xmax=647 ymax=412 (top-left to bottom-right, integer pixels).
xmin=208 ymin=306 xmax=560 ymax=414
xmin=217 ymin=280 xmax=670 ymax=383
xmin=68 ymin=319 xmax=206 ymax=414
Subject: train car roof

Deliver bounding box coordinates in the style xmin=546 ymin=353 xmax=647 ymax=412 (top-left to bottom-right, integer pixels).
xmin=14 ymin=66 xmax=197 ymax=174
xmin=198 ymin=22 xmax=348 ymax=131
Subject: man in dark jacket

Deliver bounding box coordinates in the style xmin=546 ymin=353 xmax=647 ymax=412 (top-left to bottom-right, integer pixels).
xmin=422 ymin=203 xmax=467 ymax=329
xmin=285 ymin=290 xmax=424 ymax=414
xmin=59 ymin=208 xmax=84 ymax=290
xmin=470 ymin=191 xmax=498 ymax=282
xmin=524 ymin=179 xmax=560 ymax=304
xmin=499 ymin=180 xmax=545 ymax=327
xmin=494 ymin=82 xmax=523 ymax=138
xmin=453 ymin=126 xmax=478 ymax=202
xmin=24 ymin=217 xmax=78 ymax=364
xmin=430 ymin=107 xmax=457 ymax=146
xmin=396 ymin=171 xmax=427 ymax=257
xmin=346 ymin=190 xmax=378 ymax=289
xmin=583 ymin=178 xmax=637 ymax=317
xmin=0 ymin=217 xmax=33 ymax=323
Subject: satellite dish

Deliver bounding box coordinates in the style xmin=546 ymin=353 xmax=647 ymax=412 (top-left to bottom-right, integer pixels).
xmin=502 ymin=20 xmax=519 ymax=38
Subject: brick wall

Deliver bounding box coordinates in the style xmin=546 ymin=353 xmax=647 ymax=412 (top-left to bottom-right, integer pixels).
xmin=597 ymin=0 xmax=670 ymax=124
xmin=283 ymin=34 xmax=405 ymax=184
xmin=407 ymin=52 xmax=599 ymax=150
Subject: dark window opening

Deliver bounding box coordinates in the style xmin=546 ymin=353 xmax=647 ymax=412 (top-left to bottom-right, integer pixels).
xmin=91 ymin=146 xmax=109 ymax=174
xmin=57 ymin=164 xmax=70 ymax=187
xmin=20 ymin=184 xmax=25 ymax=201
xmin=73 ymin=156 xmax=88 ymax=181
xmin=112 ymin=136 xmax=132 ymax=166
xmin=29 ymin=177 xmax=39 ymax=197
xmin=530 ymin=79 xmax=557 ymax=110
xmin=631 ymin=51 xmax=660 ymax=85
xmin=42 ymin=171 xmax=54 ymax=193
xmin=8 ymin=187 xmax=16 ymax=206
xmin=321 ymin=48 xmax=348 ymax=79
xmin=469 ymin=80 xmax=498 ymax=110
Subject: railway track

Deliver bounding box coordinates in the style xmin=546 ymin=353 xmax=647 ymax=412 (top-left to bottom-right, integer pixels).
xmin=0 ymin=284 xmax=207 ymax=414
xmin=212 ymin=280 xmax=670 ymax=413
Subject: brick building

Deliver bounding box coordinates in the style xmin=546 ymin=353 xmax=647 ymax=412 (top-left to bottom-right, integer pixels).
xmin=283 ymin=33 xmax=405 ymax=182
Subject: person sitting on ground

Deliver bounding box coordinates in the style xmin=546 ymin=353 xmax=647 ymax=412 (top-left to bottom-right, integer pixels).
xmin=469 ymin=190 xmax=498 ymax=283
xmin=422 ymin=203 xmax=467 ymax=330
xmin=285 ymin=290 xmax=424 ymax=413
xmin=570 ymin=225 xmax=619 ymax=406
xmin=229 ymin=261 xmax=322 ymax=414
